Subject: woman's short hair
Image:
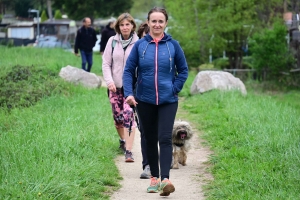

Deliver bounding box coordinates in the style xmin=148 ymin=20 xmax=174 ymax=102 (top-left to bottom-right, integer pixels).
xmin=114 ymin=13 xmax=136 ymax=34
xmin=137 ymin=22 xmax=149 ymax=39
xmin=147 ymin=7 xmax=168 ymax=21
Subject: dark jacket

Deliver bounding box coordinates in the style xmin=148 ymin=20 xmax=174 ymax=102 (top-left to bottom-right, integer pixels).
xmin=74 ymin=26 xmax=97 ymax=53
xmin=123 ymin=33 xmax=188 ymax=105
xmin=100 ymin=24 xmax=116 ymax=52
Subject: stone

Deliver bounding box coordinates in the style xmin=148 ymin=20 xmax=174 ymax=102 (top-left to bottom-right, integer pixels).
xmin=59 ymin=65 xmax=102 ymax=88
xmin=190 ymin=71 xmax=247 ymax=95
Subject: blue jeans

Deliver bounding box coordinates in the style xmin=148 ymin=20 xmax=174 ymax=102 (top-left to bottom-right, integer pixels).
xmin=80 ymin=50 xmax=93 ymax=72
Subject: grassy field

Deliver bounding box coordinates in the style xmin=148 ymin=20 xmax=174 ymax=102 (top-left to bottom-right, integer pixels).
xmin=0 ymin=46 xmax=102 ymax=76
xmin=179 ymin=71 xmax=300 ymax=199
xmin=0 ymin=47 xmax=121 ymax=199
xmin=1 ymin=47 xmax=300 ymax=199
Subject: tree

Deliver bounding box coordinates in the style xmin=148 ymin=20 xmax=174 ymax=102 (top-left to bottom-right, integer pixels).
xmin=54 ymin=9 xmax=62 ymax=19
xmin=249 ymin=22 xmax=294 ymax=80
xmin=52 ymin=0 xmax=134 ymax=20
xmin=163 ymin=0 xmax=284 ymax=69
xmin=130 ymin=0 xmax=163 ymax=19
xmin=15 ymin=0 xmax=33 ymax=17
xmin=47 ymin=0 xmax=53 ymax=20
xmin=163 ymin=0 xmax=210 ymax=66
xmin=40 ymin=9 xmax=47 ymax=22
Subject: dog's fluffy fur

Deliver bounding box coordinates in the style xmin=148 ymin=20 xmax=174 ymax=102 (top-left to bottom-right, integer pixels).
xmin=171 ymin=120 xmax=193 ymax=169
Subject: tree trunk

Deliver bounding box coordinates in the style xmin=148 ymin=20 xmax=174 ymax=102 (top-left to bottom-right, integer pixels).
xmin=192 ymin=0 xmax=204 ymax=64
xmin=47 ymin=0 xmax=53 ymax=20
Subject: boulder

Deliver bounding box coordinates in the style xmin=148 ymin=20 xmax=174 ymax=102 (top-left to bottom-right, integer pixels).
xmin=59 ymin=65 xmax=102 ymax=88
xmin=190 ymin=71 xmax=247 ymax=95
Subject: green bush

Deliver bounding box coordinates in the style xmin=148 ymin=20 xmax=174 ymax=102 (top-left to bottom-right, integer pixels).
xmin=249 ymin=22 xmax=294 ymax=79
xmin=54 ymin=10 xmax=63 ymax=19
xmin=41 ymin=10 xmax=48 ymax=22
xmin=213 ymin=58 xmax=230 ymax=69
xmin=0 ymin=65 xmax=70 ymax=109
xmin=7 ymin=39 xmax=14 ymax=47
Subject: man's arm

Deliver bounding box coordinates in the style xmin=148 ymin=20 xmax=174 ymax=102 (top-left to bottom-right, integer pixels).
xmin=74 ymin=29 xmax=80 ymax=56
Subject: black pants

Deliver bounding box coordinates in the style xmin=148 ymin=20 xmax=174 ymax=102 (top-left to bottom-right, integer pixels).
xmin=136 ymin=101 xmax=178 ymax=180
xmin=136 ymin=108 xmax=149 ymax=169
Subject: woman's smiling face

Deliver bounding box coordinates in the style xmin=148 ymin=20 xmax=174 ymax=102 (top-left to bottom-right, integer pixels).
xmin=147 ymin=12 xmax=168 ymax=37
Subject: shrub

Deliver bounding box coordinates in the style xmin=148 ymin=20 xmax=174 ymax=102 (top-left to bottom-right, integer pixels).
xmin=41 ymin=10 xmax=48 ymax=22
xmin=249 ymin=22 xmax=294 ymax=79
xmin=54 ymin=10 xmax=63 ymax=19
xmin=213 ymin=58 xmax=230 ymax=69
xmin=0 ymin=65 xmax=70 ymax=109
xmin=7 ymin=39 xmax=14 ymax=47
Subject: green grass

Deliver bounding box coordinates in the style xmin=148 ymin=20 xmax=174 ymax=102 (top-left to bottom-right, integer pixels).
xmin=179 ymin=75 xmax=300 ymax=199
xmin=0 ymin=46 xmax=102 ymax=76
xmin=2 ymin=46 xmax=300 ymax=199
xmin=0 ymin=47 xmax=121 ymax=199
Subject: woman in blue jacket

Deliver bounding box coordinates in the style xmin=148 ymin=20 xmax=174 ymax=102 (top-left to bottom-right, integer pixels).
xmin=123 ymin=7 xmax=188 ymax=197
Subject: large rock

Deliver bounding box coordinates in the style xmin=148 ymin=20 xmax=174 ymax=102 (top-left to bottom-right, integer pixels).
xmin=59 ymin=65 xmax=102 ymax=88
xmin=190 ymin=71 xmax=247 ymax=95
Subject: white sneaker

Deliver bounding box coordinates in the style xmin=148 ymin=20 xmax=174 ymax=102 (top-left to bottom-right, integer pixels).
xmin=140 ymin=165 xmax=151 ymax=179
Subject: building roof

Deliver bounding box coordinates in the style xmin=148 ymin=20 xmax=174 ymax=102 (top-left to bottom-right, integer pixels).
xmin=7 ymin=22 xmax=35 ymax=27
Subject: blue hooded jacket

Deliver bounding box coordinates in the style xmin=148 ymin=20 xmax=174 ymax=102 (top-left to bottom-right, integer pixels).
xmin=123 ymin=33 xmax=188 ymax=105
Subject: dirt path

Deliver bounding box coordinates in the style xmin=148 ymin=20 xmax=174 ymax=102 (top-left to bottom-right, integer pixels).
xmin=110 ymin=120 xmax=212 ymax=200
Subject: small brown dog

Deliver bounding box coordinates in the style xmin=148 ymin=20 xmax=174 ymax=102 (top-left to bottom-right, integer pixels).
xmin=171 ymin=120 xmax=193 ymax=169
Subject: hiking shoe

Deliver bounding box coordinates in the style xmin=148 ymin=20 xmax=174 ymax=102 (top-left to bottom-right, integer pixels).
xmin=140 ymin=165 xmax=151 ymax=179
xmin=125 ymin=150 xmax=134 ymax=162
xmin=147 ymin=177 xmax=160 ymax=193
xmin=160 ymin=178 xmax=175 ymax=196
xmin=119 ymin=140 xmax=126 ymax=153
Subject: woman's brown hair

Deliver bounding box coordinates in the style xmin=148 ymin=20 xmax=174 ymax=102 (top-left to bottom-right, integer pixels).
xmin=114 ymin=13 xmax=136 ymax=34
xmin=137 ymin=22 xmax=149 ymax=39
xmin=147 ymin=7 xmax=168 ymax=21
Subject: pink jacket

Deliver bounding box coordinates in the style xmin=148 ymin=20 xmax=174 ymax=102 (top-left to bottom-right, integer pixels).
xmin=102 ymin=33 xmax=139 ymax=88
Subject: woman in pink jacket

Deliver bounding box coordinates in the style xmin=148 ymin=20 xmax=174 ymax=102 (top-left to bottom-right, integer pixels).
xmin=102 ymin=13 xmax=139 ymax=162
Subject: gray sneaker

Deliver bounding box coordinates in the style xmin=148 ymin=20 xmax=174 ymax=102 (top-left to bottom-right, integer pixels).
xmin=140 ymin=165 xmax=151 ymax=179
xmin=125 ymin=150 xmax=134 ymax=162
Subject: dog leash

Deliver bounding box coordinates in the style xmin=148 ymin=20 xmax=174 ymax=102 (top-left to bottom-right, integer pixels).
xmin=128 ymin=106 xmax=140 ymax=136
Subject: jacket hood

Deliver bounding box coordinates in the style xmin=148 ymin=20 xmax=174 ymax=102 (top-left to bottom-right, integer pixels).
xmin=144 ymin=32 xmax=172 ymax=42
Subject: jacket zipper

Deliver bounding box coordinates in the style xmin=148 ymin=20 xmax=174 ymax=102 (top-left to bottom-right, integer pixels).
xmin=155 ymin=41 xmax=158 ymax=105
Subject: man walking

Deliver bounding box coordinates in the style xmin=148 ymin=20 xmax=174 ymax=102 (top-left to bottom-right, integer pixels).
xmin=99 ymin=20 xmax=116 ymax=55
xmin=74 ymin=17 xmax=97 ymax=72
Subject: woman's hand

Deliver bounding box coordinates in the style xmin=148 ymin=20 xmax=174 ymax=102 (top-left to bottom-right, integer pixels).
xmin=125 ymin=96 xmax=138 ymax=107
xmin=108 ymin=83 xmax=116 ymax=93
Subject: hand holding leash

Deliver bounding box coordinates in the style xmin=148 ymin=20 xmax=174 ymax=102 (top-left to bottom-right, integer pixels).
xmin=125 ymin=95 xmax=138 ymax=107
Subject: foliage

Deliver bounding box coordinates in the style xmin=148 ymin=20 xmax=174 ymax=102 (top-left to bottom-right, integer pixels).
xmin=212 ymin=57 xmax=253 ymax=70
xmin=40 ymin=10 xmax=48 ymax=22
xmin=0 ymin=46 xmax=103 ymax=108
xmin=179 ymin=86 xmax=300 ymax=199
xmin=163 ymin=0 xmax=284 ymax=69
xmin=0 ymin=65 xmax=69 ymax=109
xmin=212 ymin=58 xmax=230 ymax=69
xmin=54 ymin=9 xmax=62 ymax=19
xmin=0 ymin=87 xmax=121 ymax=199
xmin=130 ymin=0 xmax=163 ymax=19
xmin=52 ymin=0 xmax=134 ymax=20
xmin=249 ymin=22 xmax=294 ymax=79
xmin=198 ymin=63 xmax=215 ymax=70
xmin=0 ymin=47 xmax=120 ymax=199
xmin=163 ymin=0 xmax=204 ymax=68
xmin=14 ymin=0 xmax=34 ymax=17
